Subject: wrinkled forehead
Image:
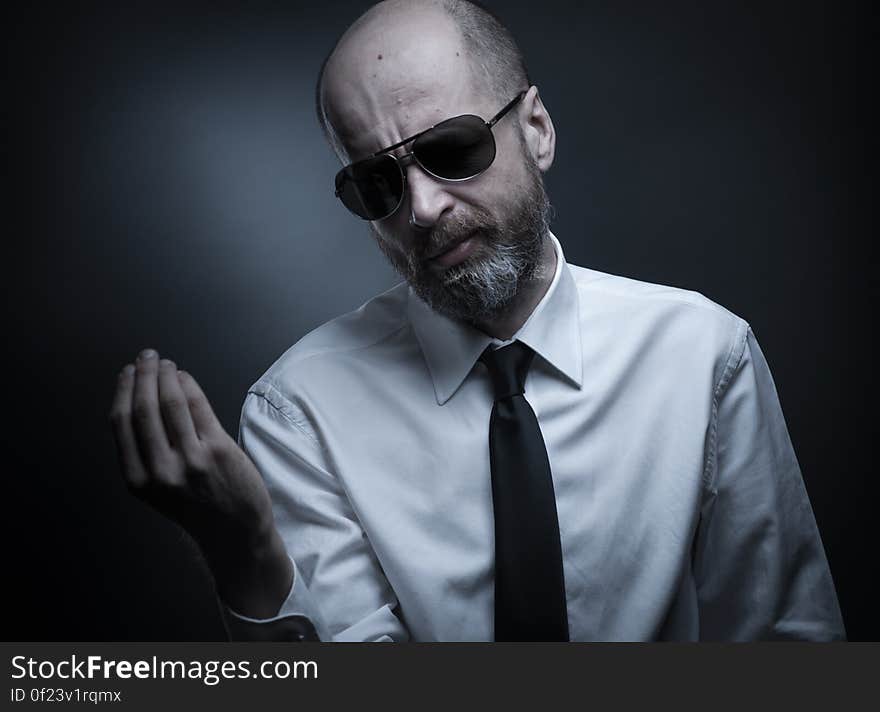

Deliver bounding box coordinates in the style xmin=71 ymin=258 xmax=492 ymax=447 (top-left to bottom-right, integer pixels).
xmin=320 ymin=11 xmax=493 ymax=162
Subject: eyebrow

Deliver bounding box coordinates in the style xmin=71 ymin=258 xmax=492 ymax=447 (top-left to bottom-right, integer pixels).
xmin=353 ymin=91 xmax=527 ymax=165
xmin=365 ymin=120 xmax=446 ymax=160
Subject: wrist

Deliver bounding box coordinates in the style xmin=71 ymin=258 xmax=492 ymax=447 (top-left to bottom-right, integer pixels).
xmin=206 ymin=527 xmax=294 ymax=619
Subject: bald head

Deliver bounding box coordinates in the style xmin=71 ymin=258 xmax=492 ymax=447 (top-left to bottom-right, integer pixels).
xmin=316 ymin=0 xmax=530 ymax=160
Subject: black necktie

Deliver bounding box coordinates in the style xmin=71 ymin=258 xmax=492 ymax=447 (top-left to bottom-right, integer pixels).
xmin=481 ymin=340 xmax=569 ymax=641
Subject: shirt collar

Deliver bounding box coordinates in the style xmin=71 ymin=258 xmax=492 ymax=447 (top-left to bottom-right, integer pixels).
xmin=407 ymin=231 xmax=583 ymax=405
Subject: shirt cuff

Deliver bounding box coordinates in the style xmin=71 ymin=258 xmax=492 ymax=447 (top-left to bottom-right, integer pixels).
xmin=219 ymin=556 xmax=329 ymax=641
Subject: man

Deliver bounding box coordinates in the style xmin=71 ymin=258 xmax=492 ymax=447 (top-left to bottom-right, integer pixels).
xmin=109 ymin=0 xmax=845 ymax=641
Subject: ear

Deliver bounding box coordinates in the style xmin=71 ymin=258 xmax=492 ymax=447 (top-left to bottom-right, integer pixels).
xmin=519 ymin=85 xmax=556 ymax=173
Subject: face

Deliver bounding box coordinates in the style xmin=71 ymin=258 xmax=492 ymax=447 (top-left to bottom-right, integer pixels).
xmin=371 ymin=135 xmax=551 ymax=323
xmin=322 ymin=7 xmax=554 ymax=323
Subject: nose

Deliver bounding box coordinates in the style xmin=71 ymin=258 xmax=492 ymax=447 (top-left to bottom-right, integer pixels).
xmin=404 ymin=161 xmax=455 ymax=229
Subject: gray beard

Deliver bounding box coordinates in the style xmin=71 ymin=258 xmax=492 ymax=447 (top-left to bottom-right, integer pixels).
xmin=373 ymin=166 xmax=552 ymax=324
xmin=425 ymin=231 xmax=544 ymax=323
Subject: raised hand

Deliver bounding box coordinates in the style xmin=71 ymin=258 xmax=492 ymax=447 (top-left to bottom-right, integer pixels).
xmin=109 ymin=349 xmax=292 ymax=618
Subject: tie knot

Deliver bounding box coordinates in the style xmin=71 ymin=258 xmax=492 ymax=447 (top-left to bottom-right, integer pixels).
xmin=481 ymin=341 xmax=535 ymax=400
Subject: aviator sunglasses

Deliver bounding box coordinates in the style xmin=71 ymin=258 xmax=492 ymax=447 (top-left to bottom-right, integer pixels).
xmin=334 ymin=91 xmax=527 ymax=221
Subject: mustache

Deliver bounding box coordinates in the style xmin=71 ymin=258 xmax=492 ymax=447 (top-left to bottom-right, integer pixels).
xmin=417 ymin=214 xmax=497 ymax=262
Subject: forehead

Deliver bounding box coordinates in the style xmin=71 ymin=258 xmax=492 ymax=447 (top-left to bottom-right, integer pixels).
xmin=321 ymin=9 xmax=494 ymax=160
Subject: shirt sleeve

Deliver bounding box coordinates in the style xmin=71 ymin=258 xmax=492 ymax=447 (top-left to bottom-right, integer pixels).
xmin=693 ymin=324 xmax=846 ymax=640
xmin=218 ymin=384 xmax=410 ymax=642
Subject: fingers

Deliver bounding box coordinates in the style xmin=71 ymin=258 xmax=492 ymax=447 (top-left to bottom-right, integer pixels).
xmin=177 ymin=369 xmax=225 ymax=440
xmin=109 ymin=363 xmax=149 ymax=488
xmin=157 ymin=358 xmax=201 ymax=456
xmin=131 ymin=349 xmax=174 ymax=472
xmin=110 ymin=349 xmax=224 ymax=499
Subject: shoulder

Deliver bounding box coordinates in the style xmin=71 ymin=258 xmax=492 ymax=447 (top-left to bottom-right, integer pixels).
xmin=248 ymin=281 xmax=415 ymax=402
xmin=569 ymin=263 xmax=739 ymax=320
xmin=567 ymin=263 xmax=750 ymax=387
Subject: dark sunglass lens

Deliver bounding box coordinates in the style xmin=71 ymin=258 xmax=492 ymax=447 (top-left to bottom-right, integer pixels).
xmin=335 ymin=154 xmax=403 ymax=220
xmin=413 ymin=115 xmax=495 ymax=180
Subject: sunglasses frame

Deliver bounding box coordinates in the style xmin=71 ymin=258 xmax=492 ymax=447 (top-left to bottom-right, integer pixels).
xmin=335 ymin=90 xmax=527 ymax=221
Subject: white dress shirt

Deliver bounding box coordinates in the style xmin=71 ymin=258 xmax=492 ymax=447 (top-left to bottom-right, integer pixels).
xmin=222 ymin=232 xmax=845 ymax=641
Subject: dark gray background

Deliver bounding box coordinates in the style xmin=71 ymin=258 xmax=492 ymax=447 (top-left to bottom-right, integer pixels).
xmin=7 ymin=1 xmax=874 ymax=640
